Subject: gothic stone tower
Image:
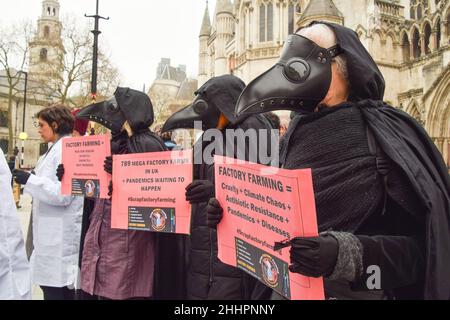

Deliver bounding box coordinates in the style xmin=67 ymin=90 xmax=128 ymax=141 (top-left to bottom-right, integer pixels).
xmin=214 ymin=0 xmax=234 ymax=77
xmin=199 ymin=1 xmax=212 ymax=87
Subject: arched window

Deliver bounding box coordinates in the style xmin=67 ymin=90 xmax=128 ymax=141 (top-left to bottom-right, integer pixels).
xmin=417 ymin=4 xmax=423 ymax=20
xmin=288 ymin=1 xmax=300 ymax=34
xmin=259 ymin=1 xmax=273 ymax=42
xmin=53 ymin=8 xmax=56 ymax=16
xmin=412 ymin=28 xmax=421 ymax=58
xmin=240 ymin=10 xmax=247 ymax=50
xmin=402 ymin=33 xmax=411 ymax=62
xmin=267 ymin=3 xmax=273 ymax=41
xmin=424 ymin=23 xmax=432 ymax=53
xmin=436 ymin=18 xmax=441 ymax=50
xmin=44 ymin=26 xmax=50 ymax=38
xmin=40 ymin=48 xmax=48 ymax=61
xmin=47 ymin=7 xmax=51 ymax=16
xmin=259 ymin=4 xmax=266 ymax=42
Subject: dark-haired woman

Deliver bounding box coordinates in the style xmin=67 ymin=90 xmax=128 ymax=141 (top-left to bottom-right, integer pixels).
xmin=13 ymin=106 xmax=83 ymax=300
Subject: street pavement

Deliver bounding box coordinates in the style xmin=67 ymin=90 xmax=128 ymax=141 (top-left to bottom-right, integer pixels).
xmin=17 ymin=193 xmax=43 ymax=300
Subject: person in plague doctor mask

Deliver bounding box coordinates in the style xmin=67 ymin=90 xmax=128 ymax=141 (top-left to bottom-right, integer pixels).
xmin=163 ymin=75 xmax=275 ymax=300
xmin=208 ymin=22 xmax=450 ymax=300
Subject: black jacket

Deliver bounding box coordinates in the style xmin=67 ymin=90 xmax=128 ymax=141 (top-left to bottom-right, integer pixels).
xmin=187 ymin=114 xmax=274 ymax=300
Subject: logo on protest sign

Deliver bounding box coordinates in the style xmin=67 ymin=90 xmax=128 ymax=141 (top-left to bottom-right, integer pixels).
xmin=128 ymin=206 xmax=176 ymax=233
xmin=151 ymin=208 xmax=167 ymax=232
xmin=72 ymin=178 xmax=100 ymax=198
xmin=260 ymin=254 xmax=279 ymax=287
xmin=84 ymin=180 xmax=97 ymax=197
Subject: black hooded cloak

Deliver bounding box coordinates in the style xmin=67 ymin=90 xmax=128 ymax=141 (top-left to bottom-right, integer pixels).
xmin=77 ymin=88 xmax=187 ymax=300
xmin=164 ymin=75 xmax=275 ymax=300
xmin=278 ymin=22 xmax=450 ymax=299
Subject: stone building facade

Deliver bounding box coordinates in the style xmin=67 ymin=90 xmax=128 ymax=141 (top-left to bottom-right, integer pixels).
xmin=198 ymin=0 xmax=450 ymax=167
xmin=148 ymin=58 xmax=198 ymax=147
xmin=0 ymin=0 xmax=63 ymax=167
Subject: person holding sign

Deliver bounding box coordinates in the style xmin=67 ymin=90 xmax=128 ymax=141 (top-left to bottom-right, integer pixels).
xmin=55 ymin=109 xmax=95 ymax=300
xmin=12 ymin=106 xmax=84 ymax=300
xmin=232 ymin=22 xmax=450 ymax=300
xmin=75 ymin=87 xmax=185 ymax=300
xmin=163 ymin=75 xmax=275 ymax=300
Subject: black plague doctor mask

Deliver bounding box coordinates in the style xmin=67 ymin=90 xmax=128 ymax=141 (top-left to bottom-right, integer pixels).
xmin=162 ymin=75 xmax=247 ymax=132
xmin=77 ymin=87 xmax=156 ymax=135
xmin=77 ymin=94 xmax=125 ymax=135
xmin=77 ymin=87 xmax=158 ymax=155
xmin=235 ymin=31 xmax=342 ymax=116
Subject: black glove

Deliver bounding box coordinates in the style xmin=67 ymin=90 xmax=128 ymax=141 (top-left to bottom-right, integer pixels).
xmin=108 ymin=181 xmax=113 ymax=197
xmin=206 ymin=198 xmax=223 ymax=229
xmin=185 ymin=180 xmax=215 ymax=204
xmin=289 ymin=234 xmax=339 ymax=278
xmin=104 ymin=156 xmax=113 ymax=175
xmin=56 ymin=164 xmax=65 ymax=182
xmin=12 ymin=169 xmax=31 ymax=185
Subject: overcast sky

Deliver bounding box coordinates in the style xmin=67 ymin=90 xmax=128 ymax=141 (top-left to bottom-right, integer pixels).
xmin=1 ymin=0 xmax=216 ymax=90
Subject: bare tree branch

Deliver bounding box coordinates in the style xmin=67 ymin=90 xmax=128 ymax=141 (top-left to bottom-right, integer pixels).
xmin=36 ymin=15 xmax=119 ymax=106
xmin=0 ymin=21 xmax=34 ymax=157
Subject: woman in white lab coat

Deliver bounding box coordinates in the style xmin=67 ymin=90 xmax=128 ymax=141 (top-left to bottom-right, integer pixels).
xmin=0 ymin=149 xmax=31 ymax=300
xmin=13 ymin=106 xmax=83 ymax=300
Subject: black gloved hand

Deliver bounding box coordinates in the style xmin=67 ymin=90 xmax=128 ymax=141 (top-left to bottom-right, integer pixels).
xmin=104 ymin=156 xmax=113 ymax=175
xmin=289 ymin=234 xmax=339 ymax=278
xmin=206 ymin=198 xmax=223 ymax=229
xmin=185 ymin=180 xmax=215 ymax=204
xmin=12 ymin=169 xmax=31 ymax=185
xmin=108 ymin=181 xmax=113 ymax=198
xmin=56 ymin=164 xmax=65 ymax=182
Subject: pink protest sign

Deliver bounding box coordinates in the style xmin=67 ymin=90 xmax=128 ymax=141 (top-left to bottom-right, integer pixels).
xmin=61 ymin=135 xmax=111 ymax=199
xmin=111 ymin=149 xmax=193 ymax=235
xmin=214 ymin=155 xmax=324 ymax=300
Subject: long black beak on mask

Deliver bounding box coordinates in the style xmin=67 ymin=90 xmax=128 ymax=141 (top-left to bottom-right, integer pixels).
xmin=235 ymin=34 xmax=339 ymax=117
xmin=162 ymin=103 xmax=203 ymax=132
xmin=235 ymin=64 xmax=331 ymax=117
xmin=77 ymin=97 xmax=126 ymax=134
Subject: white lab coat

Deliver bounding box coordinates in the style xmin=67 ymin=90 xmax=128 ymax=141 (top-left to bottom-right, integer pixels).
xmin=0 ymin=149 xmax=31 ymax=300
xmin=24 ymin=137 xmax=83 ymax=289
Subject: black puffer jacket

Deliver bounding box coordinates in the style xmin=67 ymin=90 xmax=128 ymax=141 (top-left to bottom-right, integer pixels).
xmin=187 ymin=115 xmax=275 ymax=300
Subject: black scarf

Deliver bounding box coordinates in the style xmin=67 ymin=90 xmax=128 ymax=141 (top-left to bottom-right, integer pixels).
xmin=281 ymin=104 xmax=383 ymax=233
xmin=111 ymin=131 xmax=129 ymax=155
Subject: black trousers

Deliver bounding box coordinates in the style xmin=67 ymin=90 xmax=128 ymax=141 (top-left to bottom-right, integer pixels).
xmin=75 ymin=290 xmax=98 ymax=300
xmin=40 ymin=286 xmax=76 ymax=300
